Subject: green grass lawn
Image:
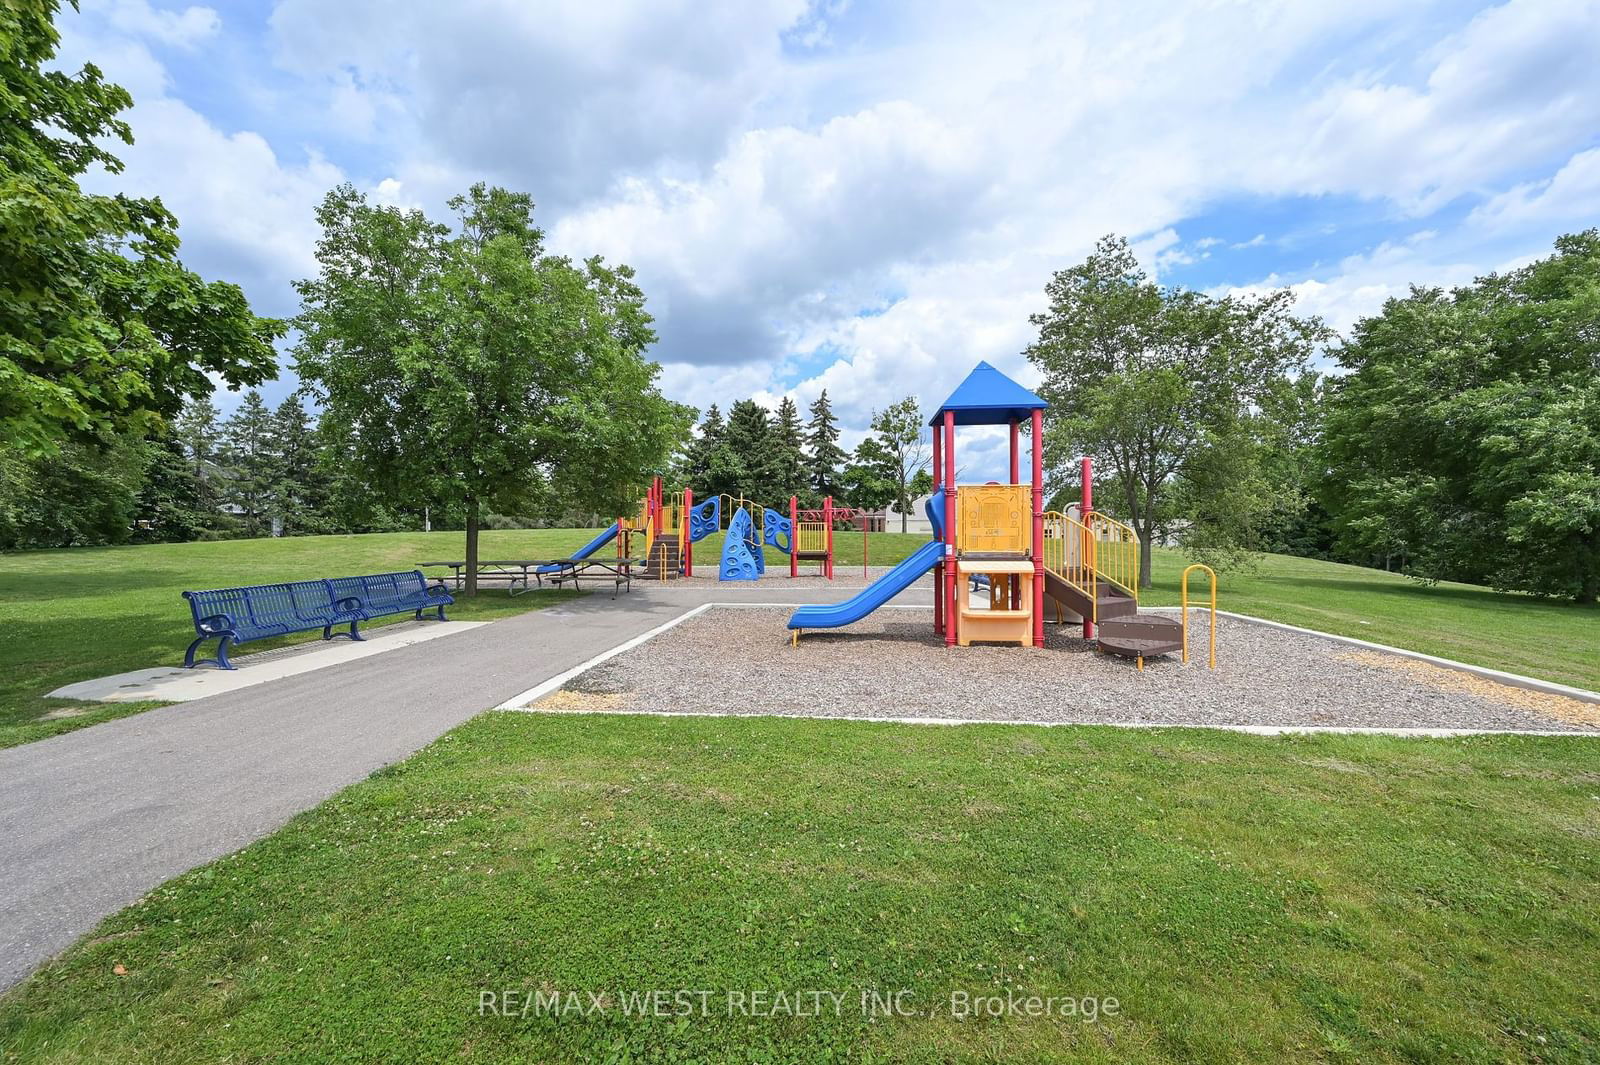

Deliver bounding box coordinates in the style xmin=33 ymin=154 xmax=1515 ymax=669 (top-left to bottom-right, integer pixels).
xmin=0 ymin=530 xmax=593 ymax=750
xmin=2 ymin=713 xmax=1596 ymax=1063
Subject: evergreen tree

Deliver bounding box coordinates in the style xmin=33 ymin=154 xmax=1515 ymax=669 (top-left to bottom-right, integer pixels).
xmin=132 ymin=434 xmax=220 ymax=543
xmin=173 ymin=396 xmax=221 ymax=483
xmin=805 ymin=389 xmax=847 ymax=499
xmin=272 ymin=394 xmax=325 ymax=535
xmin=683 ymin=404 xmax=724 ymax=491
xmin=724 ymin=399 xmax=778 ymax=502
xmin=772 ymin=396 xmax=809 ymax=503
xmin=218 ymin=391 xmax=278 ymax=537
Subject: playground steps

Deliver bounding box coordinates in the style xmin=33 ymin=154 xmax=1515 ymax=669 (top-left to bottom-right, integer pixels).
xmin=1042 ymin=569 xmax=1137 ymax=623
xmin=1095 ymin=614 xmax=1184 ymax=662
xmin=643 ymin=533 xmax=682 ymax=580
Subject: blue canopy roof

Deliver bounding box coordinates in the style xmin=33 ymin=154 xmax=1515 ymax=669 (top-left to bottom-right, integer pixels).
xmin=930 ymin=361 xmax=1048 ymax=426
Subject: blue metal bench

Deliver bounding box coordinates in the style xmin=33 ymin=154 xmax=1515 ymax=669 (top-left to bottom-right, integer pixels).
xmin=182 ymin=570 xmax=453 ymax=670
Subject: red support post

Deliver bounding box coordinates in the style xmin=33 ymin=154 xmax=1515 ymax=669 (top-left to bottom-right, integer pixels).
xmin=1081 ymin=456 xmax=1094 ymax=640
xmin=944 ymin=409 xmax=958 ymax=647
xmin=932 ymin=422 xmax=944 ymax=636
xmin=824 ymin=496 xmax=834 ymax=580
xmin=790 ymin=495 xmax=798 ymax=578
xmin=1031 ymin=409 xmax=1045 ymax=647
xmin=684 ymin=487 xmax=694 ymax=578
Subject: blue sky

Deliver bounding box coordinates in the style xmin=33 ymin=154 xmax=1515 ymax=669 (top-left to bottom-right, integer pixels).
xmin=55 ymin=0 xmax=1600 ymax=478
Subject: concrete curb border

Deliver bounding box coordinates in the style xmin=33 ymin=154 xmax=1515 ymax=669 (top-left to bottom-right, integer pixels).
xmin=504 ymin=703 xmax=1592 ymax=740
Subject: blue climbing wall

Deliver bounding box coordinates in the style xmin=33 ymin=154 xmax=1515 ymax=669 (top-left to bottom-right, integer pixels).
xmin=720 ymin=506 xmax=764 ymax=581
xmin=689 ymin=497 xmax=721 ymax=543
xmin=762 ymin=508 xmax=793 ymax=555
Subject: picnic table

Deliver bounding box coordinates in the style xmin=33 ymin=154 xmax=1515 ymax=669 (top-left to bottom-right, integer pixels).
xmin=418 ymin=558 xmax=647 ymax=598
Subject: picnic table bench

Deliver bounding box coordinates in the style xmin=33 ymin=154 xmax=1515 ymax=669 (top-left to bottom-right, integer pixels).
xmin=182 ymin=570 xmax=453 ymax=670
xmin=419 ymin=558 xmax=645 ymax=597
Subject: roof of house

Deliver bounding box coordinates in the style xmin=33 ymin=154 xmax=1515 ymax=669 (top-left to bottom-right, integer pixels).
xmin=930 ymin=360 xmax=1048 ymax=426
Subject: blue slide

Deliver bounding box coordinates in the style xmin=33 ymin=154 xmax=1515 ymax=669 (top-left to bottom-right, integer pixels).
xmin=537 ymin=521 xmax=619 ymax=574
xmin=786 ymin=489 xmax=947 ymax=632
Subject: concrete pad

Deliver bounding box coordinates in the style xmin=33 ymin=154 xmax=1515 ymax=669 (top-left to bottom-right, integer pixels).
xmin=47 ymin=620 xmax=487 ymax=704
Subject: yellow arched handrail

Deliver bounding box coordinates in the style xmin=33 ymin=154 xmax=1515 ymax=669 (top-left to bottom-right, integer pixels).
xmin=1180 ymin=563 xmax=1217 ymax=669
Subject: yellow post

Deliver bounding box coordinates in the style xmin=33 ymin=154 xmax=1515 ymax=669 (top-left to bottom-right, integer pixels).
xmin=1180 ymin=564 xmax=1218 ymax=669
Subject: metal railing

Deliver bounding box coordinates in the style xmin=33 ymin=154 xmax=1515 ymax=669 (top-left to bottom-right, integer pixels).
xmin=1084 ymin=511 xmax=1139 ymax=599
xmin=797 ymin=521 xmax=828 ymax=554
xmin=1040 ymin=508 xmax=1141 ymax=625
xmin=1180 ymin=563 xmax=1217 ymax=668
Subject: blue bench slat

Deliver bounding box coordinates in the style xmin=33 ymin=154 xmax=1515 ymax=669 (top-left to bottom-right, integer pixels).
xmin=182 ymin=570 xmax=452 ymax=670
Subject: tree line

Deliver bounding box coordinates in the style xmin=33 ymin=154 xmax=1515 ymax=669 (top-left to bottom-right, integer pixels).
xmin=675 ymin=394 xmax=933 ymax=531
xmin=1 ymin=0 xmax=687 ymax=587
xmin=1027 ymin=232 xmax=1599 ymax=603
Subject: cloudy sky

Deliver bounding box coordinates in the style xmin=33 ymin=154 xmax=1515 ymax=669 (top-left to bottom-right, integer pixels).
xmin=56 ymin=0 xmax=1600 ymax=475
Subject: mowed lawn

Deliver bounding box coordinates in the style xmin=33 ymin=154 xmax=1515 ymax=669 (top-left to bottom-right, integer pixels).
xmin=0 ymin=530 xmax=596 ymax=749
xmin=1 ymin=714 xmax=1596 ymax=1063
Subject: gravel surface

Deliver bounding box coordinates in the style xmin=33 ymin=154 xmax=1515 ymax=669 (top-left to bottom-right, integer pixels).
xmin=551 ymin=607 xmax=1599 ymax=732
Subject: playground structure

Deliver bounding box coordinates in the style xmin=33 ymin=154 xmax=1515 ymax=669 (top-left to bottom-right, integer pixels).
xmin=614 ymin=475 xmax=871 ymax=583
xmin=787 ymin=361 xmax=1217 ymax=669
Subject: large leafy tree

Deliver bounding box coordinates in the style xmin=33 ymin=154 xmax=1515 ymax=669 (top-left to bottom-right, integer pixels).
xmin=1323 ymin=230 xmax=1600 ymax=603
xmin=839 ymin=438 xmax=897 ymax=512
xmin=805 ymin=390 xmax=847 ymax=499
xmin=1025 ymin=235 xmax=1328 ymax=586
xmin=0 ymin=0 xmax=280 ymax=453
xmin=870 ymin=397 xmax=929 ymax=533
xmin=294 ymin=183 xmax=690 ymax=592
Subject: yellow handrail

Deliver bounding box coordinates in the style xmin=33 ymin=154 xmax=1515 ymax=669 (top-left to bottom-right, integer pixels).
xmin=1041 ymin=509 xmax=1100 ymax=622
xmin=797 ymin=521 xmax=828 ymax=553
xmin=1084 ymin=511 xmax=1139 ymax=601
xmin=1180 ymin=564 xmax=1217 ymax=669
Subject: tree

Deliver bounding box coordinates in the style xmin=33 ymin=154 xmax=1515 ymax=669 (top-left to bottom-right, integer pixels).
xmin=173 ymin=396 xmax=222 ymax=486
xmin=838 ymin=438 xmax=898 ymax=512
xmin=293 ymin=183 xmax=689 ymax=593
xmin=1322 ymin=230 xmax=1600 ymax=603
xmin=870 ymin=397 xmax=930 ymax=533
xmin=0 ymin=433 xmax=145 ymax=549
xmin=218 ymin=391 xmax=277 ymax=538
xmin=772 ymin=396 xmax=809 ymax=503
xmin=724 ymin=399 xmax=777 ymax=502
xmin=0 ymin=0 xmax=280 ymax=453
xmin=805 ymin=390 xmax=848 ymax=498
xmin=271 ymin=394 xmax=325 ymax=535
xmin=132 ymin=432 xmax=218 ymax=543
xmin=683 ymin=404 xmax=738 ymax=500
xmin=1024 ymin=234 xmax=1328 ymax=587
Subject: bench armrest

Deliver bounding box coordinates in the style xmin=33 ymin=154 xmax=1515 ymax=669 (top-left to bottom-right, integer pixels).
xmin=425 ymin=584 xmax=453 ymax=600
xmin=196 ymin=612 xmax=236 ymax=635
xmin=333 ymin=595 xmax=366 ymax=612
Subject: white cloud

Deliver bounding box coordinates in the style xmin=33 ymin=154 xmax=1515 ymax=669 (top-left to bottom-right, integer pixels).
xmin=1467 ymin=147 xmax=1600 ymax=232
xmin=44 ymin=0 xmax=1600 ymax=433
xmin=92 ymin=0 xmax=220 ymax=48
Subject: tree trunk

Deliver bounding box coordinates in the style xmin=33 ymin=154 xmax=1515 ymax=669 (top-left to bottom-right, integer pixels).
xmin=465 ymin=497 xmax=480 ymax=597
xmin=900 ymin=493 xmax=908 ymax=534
xmin=1139 ymin=533 xmax=1153 ymax=590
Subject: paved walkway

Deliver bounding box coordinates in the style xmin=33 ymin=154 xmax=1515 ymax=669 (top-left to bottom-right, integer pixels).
xmin=0 ymin=579 xmax=920 ymax=991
